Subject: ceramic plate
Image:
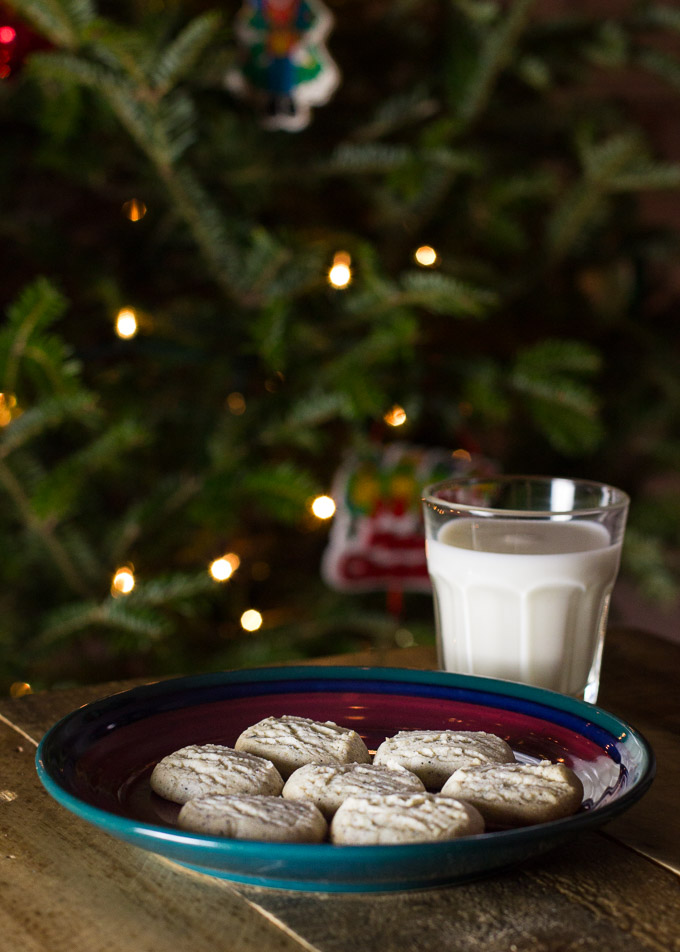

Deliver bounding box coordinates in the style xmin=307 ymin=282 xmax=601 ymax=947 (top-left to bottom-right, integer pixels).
xmin=36 ymin=666 xmax=654 ymax=892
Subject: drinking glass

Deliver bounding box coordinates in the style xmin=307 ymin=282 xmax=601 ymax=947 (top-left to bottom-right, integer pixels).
xmin=422 ymin=475 xmax=629 ymax=702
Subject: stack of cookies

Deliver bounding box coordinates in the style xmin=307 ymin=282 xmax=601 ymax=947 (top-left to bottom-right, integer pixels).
xmin=149 ymin=714 xmax=584 ymax=845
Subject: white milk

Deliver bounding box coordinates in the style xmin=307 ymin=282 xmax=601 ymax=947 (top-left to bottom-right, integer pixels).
xmin=426 ymin=518 xmax=622 ymax=698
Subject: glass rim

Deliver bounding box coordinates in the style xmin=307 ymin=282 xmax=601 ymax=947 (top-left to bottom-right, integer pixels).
xmin=422 ymin=474 xmax=630 ymax=518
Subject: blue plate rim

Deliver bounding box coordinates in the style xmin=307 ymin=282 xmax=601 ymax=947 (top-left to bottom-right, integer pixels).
xmin=35 ymin=666 xmax=656 ymax=890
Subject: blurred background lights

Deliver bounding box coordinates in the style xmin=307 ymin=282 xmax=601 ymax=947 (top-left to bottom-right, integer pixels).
xmin=227 ymin=391 xmax=246 ymax=415
xmin=414 ymin=245 xmax=438 ymax=267
xmin=122 ymin=198 xmax=147 ymax=221
xmin=112 ymin=566 xmax=135 ymax=595
xmin=328 ymin=251 xmax=352 ymax=289
xmin=311 ymin=494 xmax=336 ymax=519
xmin=115 ymin=307 xmax=138 ymax=339
xmin=0 ymin=392 xmax=17 ymax=427
xmin=240 ymin=608 xmax=263 ymax=632
xmin=452 ymin=447 xmax=472 ymax=461
xmin=209 ymin=556 xmax=235 ymax=581
xmin=0 ymin=26 xmax=16 ymax=44
xmin=9 ymin=681 xmax=32 ymax=698
xmin=384 ymin=404 xmax=407 ymax=427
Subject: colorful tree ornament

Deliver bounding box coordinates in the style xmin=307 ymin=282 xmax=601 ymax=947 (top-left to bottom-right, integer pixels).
xmin=226 ymin=0 xmax=340 ymax=132
xmin=0 ymin=5 xmax=50 ymax=81
xmin=321 ymin=443 xmax=496 ymax=594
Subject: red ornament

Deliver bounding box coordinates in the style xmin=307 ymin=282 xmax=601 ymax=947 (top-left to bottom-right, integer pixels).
xmin=0 ymin=5 xmax=50 ymax=81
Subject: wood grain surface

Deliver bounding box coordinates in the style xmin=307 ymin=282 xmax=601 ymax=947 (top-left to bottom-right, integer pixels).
xmin=0 ymin=626 xmax=678 ymax=952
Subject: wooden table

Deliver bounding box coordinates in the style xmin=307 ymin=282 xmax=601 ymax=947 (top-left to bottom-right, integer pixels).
xmin=0 ymin=626 xmax=678 ymax=952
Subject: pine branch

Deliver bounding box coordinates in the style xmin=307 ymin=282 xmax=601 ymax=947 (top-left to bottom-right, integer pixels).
xmin=260 ymin=391 xmax=354 ymax=448
xmin=30 ymin=418 xmax=148 ymax=520
xmin=0 ymin=393 xmax=100 ymax=459
xmin=398 ymin=270 xmax=498 ymax=317
xmin=1 ymin=277 xmax=68 ymax=395
xmin=129 ymin=571 xmax=215 ymax=608
xmin=83 ymin=19 xmax=154 ymax=86
xmin=39 ymin=597 xmax=171 ymax=645
xmin=609 ymin=162 xmax=680 ymax=192
xmin=323 ymin=143 xmax=415 ymax=175
xmin=351 ymin=87 xmax=439 ymax=142
xmin=5 ymin=0 xmax=93 ymax=49
xmin=106 ymin=474 xmax=202 ymax=565
xmin=0 ymin=458 xmax=94 ymax=597
xmin=157 ymin=165 xmax=243 ymax=298
xmin=238 ymin=461 xmax=321 ymax=523
xmin=548 ymin=134 xmax=645 ymax=260
xmin=28 ymin=44 xmax=244 ymax=301
xmin=634 ymin=3 xmax=680 ymax=35
xmin=151 ymin=10 xmax=223 ymax=97
xmin=635 ymin=47 xmax=680 ymax=91
xmin=510 ymin=339 xmax=603 ymax=455
xmin=456 ymin=0 xmax=537 ymax=125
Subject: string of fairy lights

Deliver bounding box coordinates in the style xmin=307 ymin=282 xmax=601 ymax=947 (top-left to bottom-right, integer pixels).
xmin=4 ymin=194 xmax=441 ymax=695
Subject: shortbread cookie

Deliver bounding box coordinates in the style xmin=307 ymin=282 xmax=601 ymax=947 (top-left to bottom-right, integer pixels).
xmin=330 ymin=792 xmax=484 ymax=845
xmin=440 ymin=761 xmax=584 ymax=827
xmin=178 ymin=794 xmax=328 ymax=843
xmin=234 ymin=715 xmax=371 ymax=779
xmin=282 ymin=762 xmax=425 ymax=819
xmin=373 ymin=730 xmax=515 ymax=789
xmin=149 ymin=744 xmax=283 ymax=804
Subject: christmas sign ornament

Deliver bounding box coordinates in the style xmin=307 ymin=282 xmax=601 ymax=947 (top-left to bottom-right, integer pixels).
xmin=226 ymin=0 xmax=340 ymax=132
xmin=321 ymin=443 xmax=495 ymax=594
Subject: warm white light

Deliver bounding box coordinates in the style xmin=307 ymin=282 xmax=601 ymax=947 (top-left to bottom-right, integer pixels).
xmin=414 ymin=245 xmax=438 ymax=267
xmin=115 ymin=308 xmax=138 ymax=339
xmin=112 ymin=567 xmax=135 ymax=595
xmin=209 ymin=557 xmax=233 ymax=581
xmin=311 ymin=495 xmax=336 ymax=519
xmin=210 ymin=552 xmax=240 ymax=581
xmin=384 ymin=405 xmax=407 ymax=427
xmin=328 ymin=251 xmax=352 ymax=289
xmin=240 ymin=609 xmax=263 ymax=632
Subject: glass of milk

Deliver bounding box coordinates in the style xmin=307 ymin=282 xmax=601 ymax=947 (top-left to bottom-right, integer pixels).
xmin=422 ymin=475 xmax=629 ymax=702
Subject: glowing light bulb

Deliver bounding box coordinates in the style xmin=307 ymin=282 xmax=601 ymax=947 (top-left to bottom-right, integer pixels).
xmin=0 ymin=392 xmax=16 ymax=427
xmin=240 ymin=608 xmax=263 ymax=632
xmin=414 ymin=245 xmax=438 ymax=267
xmin=311 ymin=495 xmax=336 ymax=519
xmin=112 ymin=567 xmax=135 ymax=595
xmin=122 ymin=198 xmax=147 ymax=222
xmin=227 ymin=392 xmax=246 ymax=415
xmin=209 ymin=557 xmax=234 ymax=581
xmin=328 ymin=252 xmax=352 ymax=289
xmin=9 ymin=681 xmax=32 ymax=698
xmin=115 ymin=308 xmax=138 ymax=339
xmin=384 ymin=405 xmax=407 ymax=427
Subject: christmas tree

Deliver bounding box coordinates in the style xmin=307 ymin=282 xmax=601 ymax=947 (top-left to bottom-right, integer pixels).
xmin=1 ymin=0 xmax=680 ymax=690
